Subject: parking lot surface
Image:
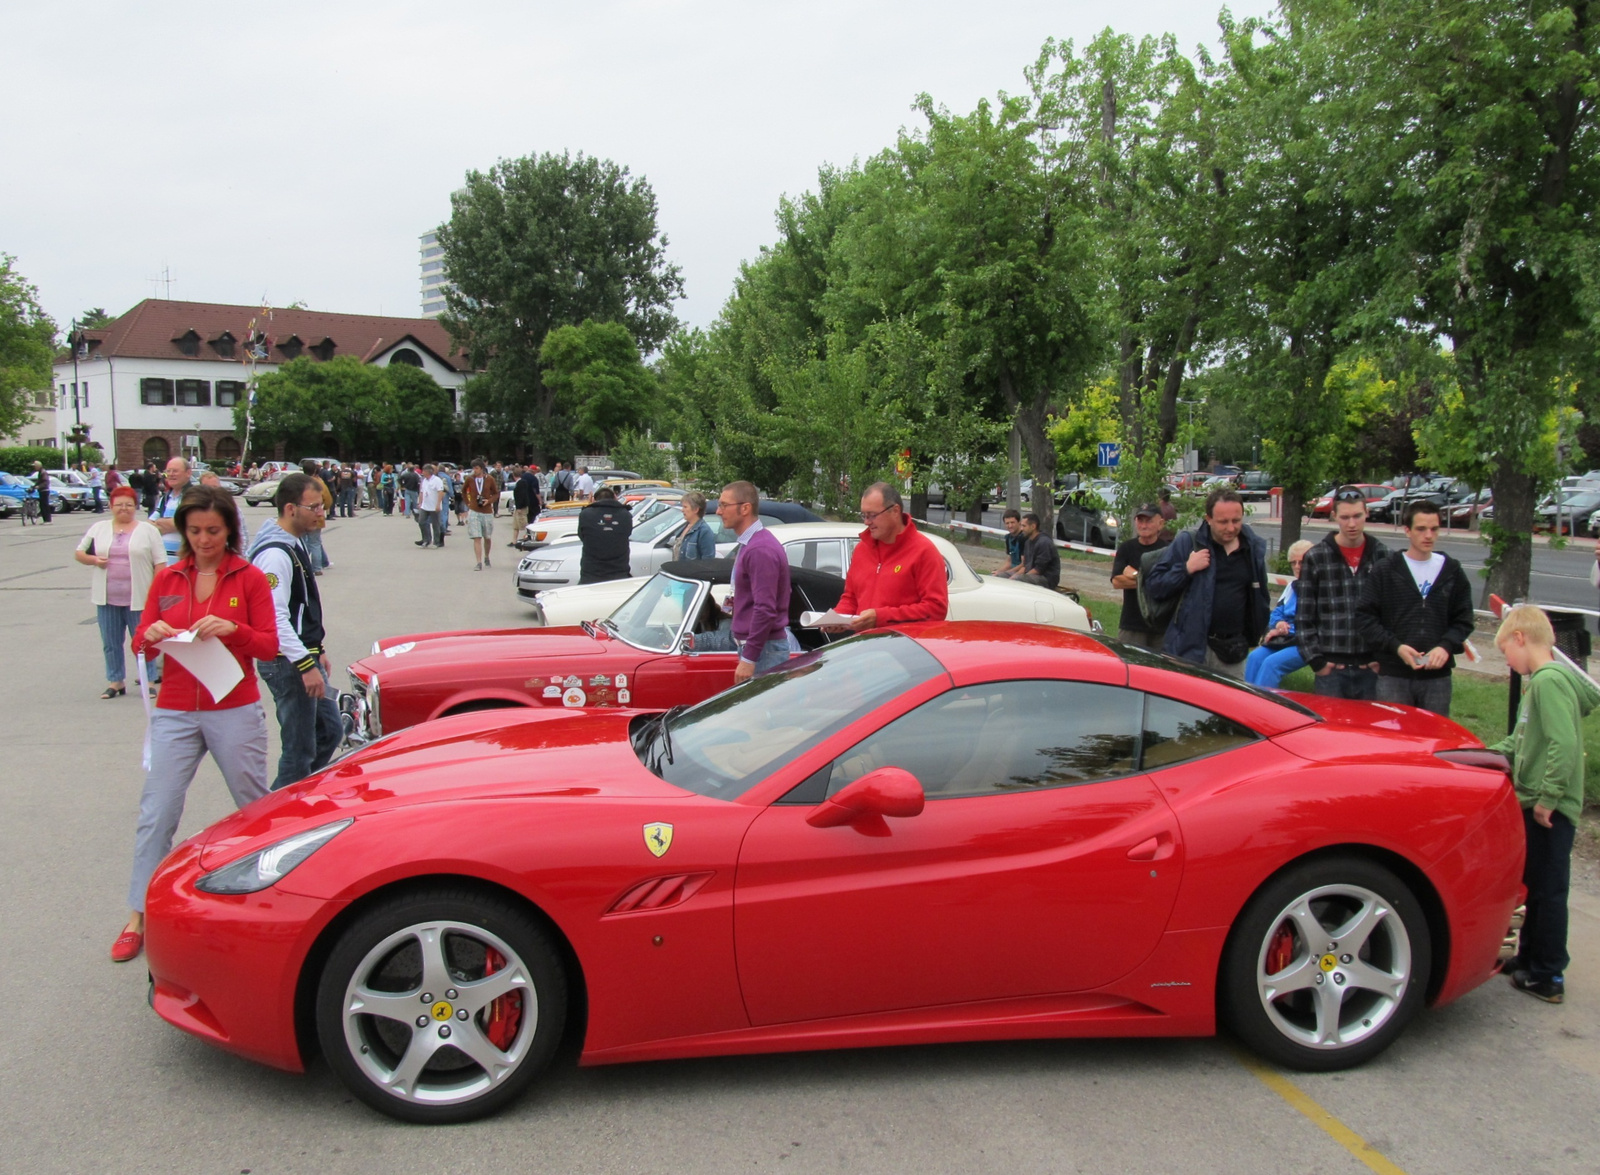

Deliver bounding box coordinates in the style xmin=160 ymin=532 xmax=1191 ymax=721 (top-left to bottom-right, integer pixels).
xmin=3 ymin=509 xmax=1598 ymax=1174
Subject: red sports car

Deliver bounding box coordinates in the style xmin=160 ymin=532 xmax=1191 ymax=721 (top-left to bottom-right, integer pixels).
xmin=144 ymin=624 xmax=1524 ymax=1124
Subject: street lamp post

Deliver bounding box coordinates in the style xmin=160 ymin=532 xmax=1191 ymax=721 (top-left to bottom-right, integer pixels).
xmin=68 ymin=318 xmax=86 ymax=466
xmin=1176 ymin=397 xmax=1207 ymax=477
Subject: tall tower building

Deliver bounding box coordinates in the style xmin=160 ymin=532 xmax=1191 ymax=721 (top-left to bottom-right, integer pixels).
xmin=419 ymin=230 xmax=449 ymax=317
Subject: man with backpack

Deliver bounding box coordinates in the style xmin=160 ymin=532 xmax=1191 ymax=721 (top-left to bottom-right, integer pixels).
xmin=1111 ymin=503 xmax=1170 ymax=650
xmin=1143 ymin=487 xmax=1271 ymax=678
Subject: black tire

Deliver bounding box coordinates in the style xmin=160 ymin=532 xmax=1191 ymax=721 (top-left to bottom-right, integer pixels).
xmin=1089 ymin=528 xmax=1104 ymax=549
xmin=315 ymin=887 xmax=567 ymax=1124
xmin=1220 ymin=857 xmax=1430 ymax=1072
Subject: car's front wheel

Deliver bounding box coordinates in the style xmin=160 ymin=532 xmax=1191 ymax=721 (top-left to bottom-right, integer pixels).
xmin=315 ymin=888 xmax=567 ymax=1123
xmin=1221 ymin=857 xmax=1430 ymax=1071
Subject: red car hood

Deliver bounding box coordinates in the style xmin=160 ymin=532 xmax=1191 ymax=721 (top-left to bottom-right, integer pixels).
xmin=197 ymin=706 xmax=681 ymax=867
xmin=356 ymin=626 xmax=609 ymax=675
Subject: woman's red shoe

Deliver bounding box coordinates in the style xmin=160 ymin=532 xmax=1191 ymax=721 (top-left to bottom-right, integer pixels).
xmin=110 ymin=930 xmax=143 ymax=962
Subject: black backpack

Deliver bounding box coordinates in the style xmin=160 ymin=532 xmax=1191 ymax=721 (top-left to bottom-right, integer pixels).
xmin=1137 ymin=542 xmax=1187 ymax=633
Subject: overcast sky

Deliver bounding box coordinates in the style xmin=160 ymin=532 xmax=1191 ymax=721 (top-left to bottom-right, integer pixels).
xmin=4 ymin=0 xmax=1274 ymax=337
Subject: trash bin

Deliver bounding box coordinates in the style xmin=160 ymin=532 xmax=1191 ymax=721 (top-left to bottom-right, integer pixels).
xmin=1543 ymin=609 xmax=1591 ymax=671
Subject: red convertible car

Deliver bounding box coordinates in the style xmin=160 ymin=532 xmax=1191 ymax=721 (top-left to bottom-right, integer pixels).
xmin=341 ymin=559 xmax=846 ymax=743
xmin=144 ymin=624 xmax=1524 ymax=1124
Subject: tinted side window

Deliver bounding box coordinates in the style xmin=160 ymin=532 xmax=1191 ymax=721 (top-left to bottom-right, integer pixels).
xmin=1140 ymin=695 xmax=1258 ymax=770
xmin=829 ymin=680 xmax=1142 ymax=799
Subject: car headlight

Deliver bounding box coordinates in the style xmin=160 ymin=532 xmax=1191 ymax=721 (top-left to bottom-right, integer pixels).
xmin=1105 ymin=515 xmax=1119 ymax=528
xmin=194 ymin=819 xmax=353 ymax=894
xmin=530 ymin=559 xmax=565 ymax=572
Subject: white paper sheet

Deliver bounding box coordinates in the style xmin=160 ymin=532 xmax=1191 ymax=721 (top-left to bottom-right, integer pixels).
xmin=156 ymin=630 xmax=244 ymax=704
xmin=800 ymin=609 xmax=861 ymax=629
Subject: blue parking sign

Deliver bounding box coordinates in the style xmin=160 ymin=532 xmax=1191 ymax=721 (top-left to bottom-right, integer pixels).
xmin=1097 ymin=442 xmax=1121 ymax=468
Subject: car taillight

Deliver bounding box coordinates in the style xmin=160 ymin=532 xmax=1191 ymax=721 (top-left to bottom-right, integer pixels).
xmin=1434 ymin=748 xmax=1511 ymax=771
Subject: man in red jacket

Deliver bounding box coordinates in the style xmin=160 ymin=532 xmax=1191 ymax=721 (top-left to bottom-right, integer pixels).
xmin=833 ymin=482 xmax=949 ymax=631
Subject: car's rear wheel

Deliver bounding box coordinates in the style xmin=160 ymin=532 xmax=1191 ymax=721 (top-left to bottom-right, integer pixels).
xmin=1221 ymin=857 xmax=1429 ymax=1071
xmin=315 ymin=889 xmax=567 ymax=1123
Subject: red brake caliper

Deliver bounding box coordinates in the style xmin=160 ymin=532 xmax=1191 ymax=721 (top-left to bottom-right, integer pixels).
xmin=1265 ymin=923 xmax=1296 ymax=977
xmin=481 ymin=946 xmax=523 ymax=1051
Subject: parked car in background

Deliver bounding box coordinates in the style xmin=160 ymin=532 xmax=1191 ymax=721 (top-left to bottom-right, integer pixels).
xmin=0 ymin=471 xmax=60 ymax=518
xmin=1446 ymin=487 xmax=1493 ymax=527
xmin=1235 ymin=470 xmax=1276 ymax=501
xmin=521 ymin=522 xmax=1094 ymax=632
xmin=244 ymin=477 xmax=285 ymax=507
xmin=1309 ymin=483 xmax=1393 ymax=519
xmin=1055 ymin=483 xmax=1123 ymax=549
xmin=30 ymin=469 xmax=94 ymax=512
xmin=519 ymin=492 xmax=687 ymax=549
xmin=1535 ymin=488 xmax=1600 ymax=535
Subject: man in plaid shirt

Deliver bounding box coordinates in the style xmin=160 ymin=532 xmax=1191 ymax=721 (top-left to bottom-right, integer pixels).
xmin=1295 ymin=485 xmax=1391 ymax=699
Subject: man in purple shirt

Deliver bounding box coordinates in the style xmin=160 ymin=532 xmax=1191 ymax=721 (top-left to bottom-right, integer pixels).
xmin=716 ymin=480 xmax=792 ymax=681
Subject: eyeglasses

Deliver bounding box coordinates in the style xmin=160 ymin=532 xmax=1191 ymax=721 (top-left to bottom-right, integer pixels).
xmin=1334 ymin=487 xmax=1366 ymax=502
xmin=861 ymin=504 xmax=901 ymax=523
xmin=292 ymin=501 xmax=326 ymax=512
xmin=715 ymin=499 xmax=745 ymax=513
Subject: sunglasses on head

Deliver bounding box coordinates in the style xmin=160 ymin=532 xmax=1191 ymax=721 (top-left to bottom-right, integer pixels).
xmin=1334 ymin=486 xmax=1366 ymax=502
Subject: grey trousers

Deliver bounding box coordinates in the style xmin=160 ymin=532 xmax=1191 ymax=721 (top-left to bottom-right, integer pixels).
xmin=1376 ymin=674 xmax=1453 ymax=716
xmin=1203 ymin=647 xmax=1247 ymax=680
xmin=1116 ymin=627 xmax=1164 ymax=653
xmin=129 ymin=705 xmax=269 ymax=912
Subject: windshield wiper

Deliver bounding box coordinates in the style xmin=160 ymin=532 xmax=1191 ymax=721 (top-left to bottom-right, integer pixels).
xmin=644 ymin=705 xmax=685 ymax=773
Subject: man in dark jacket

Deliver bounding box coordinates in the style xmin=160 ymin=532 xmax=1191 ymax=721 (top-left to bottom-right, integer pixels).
xmin=577 ymin=487 xmax=633 ymax=583
xmin=1296 ymin=485 xmax=1391 ymax=699
xmin=1144 ymin=487 xmax=1270 ymax=677
xmin=1355 ymin=500 xmax=1475 ymax=715
xmin=1016 ymin=512 xmax=1060 ymax=589
xmin=511 ymin=464 xmax=542 ymax=542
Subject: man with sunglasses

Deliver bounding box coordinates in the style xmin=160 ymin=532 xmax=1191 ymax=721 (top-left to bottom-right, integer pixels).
xmin=1295 ymin=483 xmax=1391 ymax=699
xmin=248 ymin=473 xmax=341 ymax=790
xmin=832 ymin=482 xmax=948 ymax=632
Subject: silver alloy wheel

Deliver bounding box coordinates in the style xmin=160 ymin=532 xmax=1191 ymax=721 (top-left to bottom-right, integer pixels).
xmin=1255 ymin=883 xmax=1411 ymax=1051
xmin=341 ymin=919 xmax=538 ymax=1106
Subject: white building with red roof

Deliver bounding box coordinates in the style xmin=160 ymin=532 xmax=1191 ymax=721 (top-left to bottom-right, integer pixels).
xmin=52 ymin=299 xmax=474 ymax=467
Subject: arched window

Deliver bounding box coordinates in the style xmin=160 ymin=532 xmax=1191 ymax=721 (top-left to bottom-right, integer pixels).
xmin=390 ymin=348 xmax=424 ymax=367
xmin=214 ymin=436 xmax=242 ymax=460
xmin=143 ymin=436 xmax=170 ymax=464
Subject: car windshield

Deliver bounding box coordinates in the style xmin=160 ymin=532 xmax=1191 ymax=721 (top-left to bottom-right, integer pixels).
xmin=634 ymin=631 xmax=946 ymax=799
xmin=631 ymin=508 xmax=684 ymax=545
xmin=606 ymin=572 xmax=702 ymax=652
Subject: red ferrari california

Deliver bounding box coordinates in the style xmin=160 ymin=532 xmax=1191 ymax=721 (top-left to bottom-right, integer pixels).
xmin=143 ymin=624 xmax=1523 ymax=1123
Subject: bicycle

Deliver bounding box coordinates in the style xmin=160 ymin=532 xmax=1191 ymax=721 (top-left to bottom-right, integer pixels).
xmin=20 ymin=492 xmax=40 ymax=525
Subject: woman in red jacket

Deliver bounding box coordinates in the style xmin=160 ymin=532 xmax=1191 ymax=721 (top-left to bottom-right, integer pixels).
xmin=111 ymin=485 xmax=279 ymax=963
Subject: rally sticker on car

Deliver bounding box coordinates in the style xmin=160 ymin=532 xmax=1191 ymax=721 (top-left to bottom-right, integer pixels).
xmin=618 ymin=689 xmax=631 ymax=704
xmin=382 ymin=642 xmax=416 ymax=658
xmin=562 ymin=686 xmax=587 ymax=707
xmin=563 ymin=674 xmax=582 ymax=688
xmin=615 ymin=673 xmax=628 ymax=687
xmin=542 ymin=686 xmax=561 ymax=698
xmin=589 ymin=674 xmax=611 ymax=687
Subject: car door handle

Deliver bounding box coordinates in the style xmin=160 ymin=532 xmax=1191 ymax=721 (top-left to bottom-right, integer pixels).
xmin=1126 ymin=834 xmax=1175 ymax=862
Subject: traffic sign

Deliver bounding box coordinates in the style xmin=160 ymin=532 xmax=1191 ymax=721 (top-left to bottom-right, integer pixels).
xmin=1097 ymin=442 xmax=1121 ymax=468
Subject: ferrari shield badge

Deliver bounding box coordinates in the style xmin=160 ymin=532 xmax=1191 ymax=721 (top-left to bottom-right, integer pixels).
xmin=643 ymin=822 xmax=674 ymax=858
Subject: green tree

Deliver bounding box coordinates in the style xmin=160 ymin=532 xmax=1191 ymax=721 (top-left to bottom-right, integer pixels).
xmin=1318 ymin=0 xmax=1600 ymax=598
xmin=1048 ymin=377 xmax=1122 ymax=479
xmin=0 ymin=256 xmax=57 ymax=441
xmin=538 ymin=320 xmax=658 ymax=451
xmin=439 ymin=152 xmax=684 ymax=459
xmin=240 ymin=357 xmax=456 ymax=460
xmin=77 ymin=307 xmax=113 ymax=328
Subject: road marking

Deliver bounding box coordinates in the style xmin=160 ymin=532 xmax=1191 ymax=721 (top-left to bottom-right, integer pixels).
xmin=1235 ymin=1052 xmax=1409 ymax=1175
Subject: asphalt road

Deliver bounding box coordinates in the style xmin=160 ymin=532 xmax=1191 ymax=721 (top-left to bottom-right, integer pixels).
xmin=3 ymin=506 xmax=1600 ymax=1174
xmin=927 ymin=503 xmax=1600 ymax=617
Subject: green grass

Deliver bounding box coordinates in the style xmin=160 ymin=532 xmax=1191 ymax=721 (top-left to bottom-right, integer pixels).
xmin=1082 ymin=593 xmax=1600 ymax=804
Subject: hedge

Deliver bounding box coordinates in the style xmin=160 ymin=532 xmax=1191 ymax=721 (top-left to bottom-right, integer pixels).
xmin=0 ymin=444 xmax=104 ymax=474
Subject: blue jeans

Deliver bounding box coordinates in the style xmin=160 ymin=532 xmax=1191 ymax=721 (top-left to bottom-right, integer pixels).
xmin=1518 ymin=807 xmax=1574 ymax=982
xmin=438 ymin=506 xmax=451 ymax=535
xmin=303 ymin=528 xmax=328 ymax=569
xmin=1245 ymin=644 xmax=1306 ymax=688
xmin=1312 ymin=664 xmax=1378 ymax=700
xmin=403 ymin=489 xmax=418 ymax=516
xmin=258 ymin=658 xmax=343 ymax=791
xmin=96 ymin=603 xmax=142 ymax=683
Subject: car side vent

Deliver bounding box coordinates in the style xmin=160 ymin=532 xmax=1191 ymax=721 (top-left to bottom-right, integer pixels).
xmin=1434 ymin=749 xmax=1512 ymax=771
xmin=606 ymin=872 xmax=714 ymax=915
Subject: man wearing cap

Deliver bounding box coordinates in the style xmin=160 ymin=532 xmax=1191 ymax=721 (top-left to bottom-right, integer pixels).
xmin=1110 ymin=503 xmax=1171 ymax=650
xmin=1295 ymin=484 xmax=1391 ymax=699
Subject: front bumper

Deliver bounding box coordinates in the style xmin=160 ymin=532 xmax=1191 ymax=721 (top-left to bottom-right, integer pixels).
xmin=145 ymin=838 xmax=340 ymax=1072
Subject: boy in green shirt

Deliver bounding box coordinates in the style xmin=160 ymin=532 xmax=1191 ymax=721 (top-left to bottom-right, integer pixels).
xmin=1490 ymin=606 xmax=1599 ymax=1004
